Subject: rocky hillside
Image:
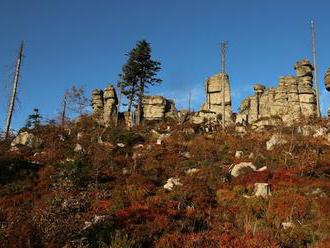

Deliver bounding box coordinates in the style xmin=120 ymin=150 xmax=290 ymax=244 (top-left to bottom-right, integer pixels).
xmin=0 ymin=117 xmax=330 ymax=248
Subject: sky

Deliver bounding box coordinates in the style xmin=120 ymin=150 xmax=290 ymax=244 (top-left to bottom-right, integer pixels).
xmin=0 ymin=0 xmax=330 ymax=130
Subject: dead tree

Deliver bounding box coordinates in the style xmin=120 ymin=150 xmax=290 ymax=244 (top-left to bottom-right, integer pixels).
xmin=61 ymin=93 xmax=67 ymax=126
xmin=4 ymin=42 xmax=24 ymax=139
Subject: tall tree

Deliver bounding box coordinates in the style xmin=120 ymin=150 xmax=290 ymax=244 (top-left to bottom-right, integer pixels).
xmin=118 ymin=40 xmax=162 ymax=125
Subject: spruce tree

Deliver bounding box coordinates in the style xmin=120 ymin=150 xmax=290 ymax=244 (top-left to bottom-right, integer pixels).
xmin=25 ymin=108 xmax=42 ymax=129
xmin=118 ymin=40 xmax=162 ymax=124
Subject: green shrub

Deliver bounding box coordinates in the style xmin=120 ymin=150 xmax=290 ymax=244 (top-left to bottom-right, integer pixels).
xmin=61 ymin=158 xmax=90 ymax=187
xmin=103 ymin=127 xmax=144 ymax=146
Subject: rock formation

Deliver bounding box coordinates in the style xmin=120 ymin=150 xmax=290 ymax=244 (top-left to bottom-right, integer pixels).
xmin=236 ymin=59 xmax=317 ymax=125
xmin=11 ymin=131 xmax=43 ymax=149
xmin=325 ymin=68 xmax=330 ymax=117
xmin=103 ymin=85 xmax=118 ymax=126
xmin=91 ymin=85 xmax=118 ymax=126
xmin=143 ymin=96 xmax=176 ymax=121
xmin=202 ymin=73 xmax=232 ymax=121
xmin=192 ymin=72 xmax=233 ymax=125
xmin=325 ymin=68 xmax=330 ymax=91
xmin=91 ymin=89 xmax=104 ymax=120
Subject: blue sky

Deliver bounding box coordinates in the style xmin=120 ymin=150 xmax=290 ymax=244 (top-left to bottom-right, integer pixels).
xmin=1 ymin=0 xmax=330 ymax=130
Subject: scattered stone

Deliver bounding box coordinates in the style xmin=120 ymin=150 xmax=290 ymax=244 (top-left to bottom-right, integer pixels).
xmin=230 ymin=162 xmax=256 ymax=177
xmin=282 ymin=222 xmax=295 ymax=230
xmin=122 ymin=168 xmax=129 ymax=175
xmin=248 ymin=152 xmax=255 ymax=159
xmin=74 ymin=144 xmax=84 ymax=153
xmin=11 ymin=131 xmax=43 ymax=149
xmin=257 ymin=166 xmax=267 ymax=172
xmin=9 ymin=146 xmax=19 ymax=152
xmin=254 ymin=183 xmax=271 ymax=197
xmin=182 ymin=127 xmax=195 ymax=135
xmin=77 ymin=132 xmax=83 ymax=141
xmin=313 ymin=127 xmax=327 ymax=138
xmin=299 ymin=125 xmax=314 ymax=136
xmin=266 ymin=134 xmax=288 ymax=151
xmin=83 ymin=215 xmax=106 ymax=230
xmin=163 ymin=178 xmax=182 ymax=191
xmin=191 ymin=111 xmax=218 ymax=125
xmin=184 ymin=152 xmax=191 ymax=159
xmin=235 ymin=151 xmax=243 ymax=159
xmin=185 ymin=168 xmax=200 ymax=175
xmin=156 ymin=138 xmax=162 ymax=145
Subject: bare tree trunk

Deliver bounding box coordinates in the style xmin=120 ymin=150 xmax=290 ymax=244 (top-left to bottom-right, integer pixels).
xmin=116 ymin=85 xmax=122 ymax=127
xmin=127 ymin=84 xmax=136 ymax=113
xmin=61 ymin=93 xmax=67 ymax=126
xmin=137 ymin=83 xmax=144 ymax=126
xmin=5 ymin=42 xmax=24 ymax=139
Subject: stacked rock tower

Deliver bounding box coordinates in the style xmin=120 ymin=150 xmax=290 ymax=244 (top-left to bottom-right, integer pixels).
xmin=91 ymin=85 xmax=118 ymax=126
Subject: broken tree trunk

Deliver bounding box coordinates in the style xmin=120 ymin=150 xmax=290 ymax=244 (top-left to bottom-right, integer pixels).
xmin=4 ymin=42 xmax=24 ymax=139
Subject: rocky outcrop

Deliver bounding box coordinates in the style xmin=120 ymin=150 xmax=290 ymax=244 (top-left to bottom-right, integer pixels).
xmin=236 ymin=59 xmax=317 ymax=125
xmin=11 ymin=131 xmax=43 ymax=149
xmin=191 ymin=72 xmax=233 ymax=125
xmin=324 ymin=68 xmax=330 ymax=91
xmin=200 ymin=73 xmax=232 ymax=124
xmin=325 ymin=68 xmax=330 ymax=117
xmin=103 ymin=85 xmax=118 ymax=126
xmin=91 ymin=85 xmax=118 ymax=126
xmin=91 ymin=89 xmax=104 ymax=122
xmin=143 ymin=96 xmax=176 ymax=121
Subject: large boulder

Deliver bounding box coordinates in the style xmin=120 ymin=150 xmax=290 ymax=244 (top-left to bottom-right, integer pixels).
xmin=11 ymin=131 xmax=43 ymax=149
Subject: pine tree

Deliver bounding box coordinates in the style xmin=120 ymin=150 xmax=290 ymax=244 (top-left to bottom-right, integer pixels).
xmin=118 ymin=40 xmax=162 ymax=124
xmin=25 ymin=108 xmax=42 ymax=129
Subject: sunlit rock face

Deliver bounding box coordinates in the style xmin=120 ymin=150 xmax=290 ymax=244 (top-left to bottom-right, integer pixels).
xmin=143 ymin=96 xmax=176 ymax=121
xmin=103 ymin=85 xmax=118 ymax=126
xmin=325 ymin=68 xmax=330 ymax=91
xmin=91 ymin=85 xmax=118 ymax=126
xmin=325 ymin=68 xmax=330 ymax=118
xmin=236 ymin=59 xmax=317 ymax=125
xmin=200 ymin=72 xmax=233 ymax=124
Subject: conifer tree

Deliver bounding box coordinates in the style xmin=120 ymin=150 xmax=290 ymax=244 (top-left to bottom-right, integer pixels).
xmin=25 ymin=108 xmax=42 ymax=129
xmin=118 ymin=40 xmax=162 ymax=124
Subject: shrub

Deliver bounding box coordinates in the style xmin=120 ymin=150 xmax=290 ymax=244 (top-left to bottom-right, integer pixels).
xmin=103 ymin=127 xmax=144 ymax=146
